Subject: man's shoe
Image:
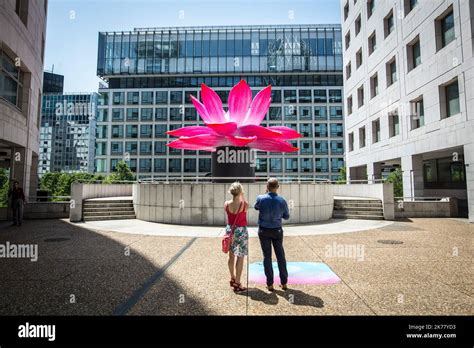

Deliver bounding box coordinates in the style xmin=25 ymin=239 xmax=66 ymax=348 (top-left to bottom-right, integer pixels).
xmin=266 ymin=285 xmax=274 ymax=292
xmin=280 ymin=284 xmax=288 ymax=291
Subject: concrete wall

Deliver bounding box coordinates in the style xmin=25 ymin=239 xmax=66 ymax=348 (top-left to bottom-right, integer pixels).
xmin=395 ymin=199 xmax=458 ymax=218
xmin=133 ymin=183 xmax=334 ymax=226
xmin=0 ymin=202 xmax=70 ymax=220
xmin=332 ymin=182 xmax=395 ymax=220
xmin=70 ymin=183 xmax=133 ymax=222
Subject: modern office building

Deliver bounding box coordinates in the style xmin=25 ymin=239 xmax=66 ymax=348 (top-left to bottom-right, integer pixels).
xmin=0 ymin=0 xmax=47 ymax=198
xmin=341 ymin=0 xmax=474 ymax=219
xmin=95 ymin=24 xmax=344 ymax=181
xmin=38 ymin=92 xmax=98 ymax=176
xmin=43 ymin=71 xmax=64 ymax=93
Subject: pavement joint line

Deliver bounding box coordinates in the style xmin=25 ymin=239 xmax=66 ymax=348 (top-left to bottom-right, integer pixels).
xmin=112 ymin=237 xmax=197 ymax=316
xmin=298 ymin=235 xmax=378 ymax=315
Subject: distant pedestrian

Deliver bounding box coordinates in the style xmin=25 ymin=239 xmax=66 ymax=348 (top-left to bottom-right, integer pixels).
xmin=254 ymin=178 xmax=290 ymax=291
xmin=8 ymin=180 xmax=25 ymax=226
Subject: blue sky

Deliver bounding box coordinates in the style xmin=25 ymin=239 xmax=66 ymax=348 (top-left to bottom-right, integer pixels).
xmin=45 ymin=0 xmax=341 ymax=92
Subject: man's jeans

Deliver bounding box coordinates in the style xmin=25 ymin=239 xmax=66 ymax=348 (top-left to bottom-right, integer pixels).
xmin=258 ymin=226 xmax=288 ymax=286
xmin=12 ymin=199 xmax=24 ymax=225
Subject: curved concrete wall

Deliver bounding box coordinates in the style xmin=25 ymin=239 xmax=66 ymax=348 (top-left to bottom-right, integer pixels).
xmin=133 ymin=183 xmax=334 ymax=226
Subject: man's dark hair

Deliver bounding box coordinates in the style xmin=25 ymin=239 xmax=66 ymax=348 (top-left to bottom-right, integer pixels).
xmin=267 ymin=178 xmax=279 ymax=192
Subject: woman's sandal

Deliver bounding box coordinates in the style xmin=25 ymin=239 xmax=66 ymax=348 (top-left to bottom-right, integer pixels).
xmin=229 ymin=278 xmax=236 ymax=287
xmin=233 ymin=282 xmax=247 ymax=293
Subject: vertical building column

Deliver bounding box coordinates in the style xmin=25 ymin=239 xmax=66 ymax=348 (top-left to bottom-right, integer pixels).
xmin=463 ymin=143 xmax=474 ymax=222
xmin=401 ymin=154 xmax=424 ymax=200
xmin=11 ymin=147 xmax=26 ymax=190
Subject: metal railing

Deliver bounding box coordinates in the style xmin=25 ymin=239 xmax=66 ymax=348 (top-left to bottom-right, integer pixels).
xmin=394 ymin=196 xmax=452 ymax=202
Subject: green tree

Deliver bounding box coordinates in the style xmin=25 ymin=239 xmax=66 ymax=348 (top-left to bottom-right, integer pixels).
xmin=0 ymin=168 xmax=9 ymax=207
xmin=105 ymin=160 xmax=136 ymax=183
xmin=336 ymin=166 xmax=347 ymax=184
xmin=386 ymin=168 xmax=403 ymax=198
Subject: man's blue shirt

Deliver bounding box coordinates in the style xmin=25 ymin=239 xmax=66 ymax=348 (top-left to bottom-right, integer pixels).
xmin=254 ymin=192 xmax=290 ymax=229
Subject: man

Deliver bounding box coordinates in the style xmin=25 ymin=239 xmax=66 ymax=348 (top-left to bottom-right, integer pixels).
xmin=8 ymin=181 xmax=25 ymax=226
xmin=254 ymin=178 xmax=289 ymax=291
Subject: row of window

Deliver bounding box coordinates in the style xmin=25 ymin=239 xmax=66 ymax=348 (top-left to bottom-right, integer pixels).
xmin=96 ymin=138 xmax=344 ymax=156
xmin=348 ymin=79 xmax=460 ymax=151
xmin=97 ymin=157 xmax=344 ymax=174
xmin=96 ymin=123 xmax=345 ymax=140
xmin=99 ymin=88 xmax=343 ymax=106
xmin=345 ymin=4 xmax=455 ymax=81
xmin=96 ymin=105 xmax=344 ymax=122
xmin=344 ymin=0 xmax=419 ymax=23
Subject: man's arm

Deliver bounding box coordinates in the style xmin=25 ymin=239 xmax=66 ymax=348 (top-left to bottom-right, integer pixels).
xmin=282 ymin=199 xmax=290 ymax=220
xmin=254 ymin=196 xmax=260 ymax=210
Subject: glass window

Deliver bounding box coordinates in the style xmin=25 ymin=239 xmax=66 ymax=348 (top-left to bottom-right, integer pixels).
xmin=111 ymin=125 xmax=123 ymax=138
xmin=315 ymin=123 xmax=327 ymax=137
xmin=140 ymin=141 xmax=152 ymax=155
xmin=270 ymin=158 xmax=282 ymax=172
xmin=198 ymin=158 xmax=211 ymax=173
xmin=126 ymin=125 xmax=138 ymax=138
xmin=269 ymin=107 xmax=282 ymax=120
xmin=315 ymin=158 xmax=329 ymax=172
xmin=445 ymin=80 xmax=460 ymax=117
xmin=184 ymin=107 xmax=197 ymax=121
xmin=126 ymin=108 xmax=139 ymax=121
xmin=155 ymin=91 xmax=168 ymax=104
xmin=285 ymin=158 xmax=298 ymax=173
xmin=301 ymin=158 xmax=313 ymax=172
xmin=140 ymin=158 xmax=152 ymax=173
xmin=256 ymin=158 xmax=267 ymax=173
xmin=299 ymin=123 xmax=312 ymax=137
xmin=141 ymin=91 xmax=154 ymax=105
xmin=112 ymin=108 xmax=124 ymax=121
xmin=155 ymin=124 xmax=167 ymax=137
xmin=284 ymin=106 xmax=297 ymax=120
xmin=125 ymin=141 xmax=138 ymax=155
xmin=155 ymin=108 xmax=167 ymax=121
xmin=111 ymin=142 xmax=123 ymax=155
xmin=298 ymin=90 xmax=312 ymax=103
xmin=127 ymin=91 xmax=139 ymax=105
xmin=330 ymin=123 xmax=344 ymax=137
xmin=315 ymin=140 xmax=328 ymax=154
xmin=184 ymin=158 xmax=196 ymax=172
xmin=299 ymin=106 xmax=312 ymax=120
xmin=169 ymin=158 xmax=181 ymax=172
xmin=97 ymin=108 xmax=108 ymax=122
xmin=271 ymin=90 xmax=281 ymax=103
xmin=328 ymin=89 xmax=342 ymax=103
xmin=441 ymin=10 xmax=455 ymax=47
xmin=314 ymin=106 xmax=327 ymax=120
xmin=140 ymin=124 xmax=153 ymax=138
xmin=300 ymin=140 xmax=313 ymax=155
xmin=154 ymin=158 xmax=166 ymax=172
xmin=154 ymin=141 xmax=166 ymax=154
xmin=389 ymin=111 xmax=400 ymax=137
xmin=283 ymin=90 xmax=297 ymax=104
xmin=112 ymin=92 xmax=125 ymax=105
xmin=96 ymin=125 xmax=108 ymax=139
xmin=170 ymin=107 xmax=183 ymax=121
xmin=170 ymin=90 xmax=183 ymax=104
xmin=330 ymin=106 xmax=343 ymax=120
xmin=330 ymin=140 xmax=344 ymax=154
xmin=141 ymin=108 xmax=153 ymax=121
xmin=314 ymin=89 xmax=327 ymax=103
xmin=410 ymin=97 xmax=424 ymax=129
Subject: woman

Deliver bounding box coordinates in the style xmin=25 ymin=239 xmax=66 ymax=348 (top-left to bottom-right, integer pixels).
xmin=224 ymin=182 xmax=249 ymax=293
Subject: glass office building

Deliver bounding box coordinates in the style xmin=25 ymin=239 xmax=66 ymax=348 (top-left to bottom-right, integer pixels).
xmin=96 ymin=24 xmax=344 ymax=180
xmin=39 ymin=93 xmax=98 ymax=176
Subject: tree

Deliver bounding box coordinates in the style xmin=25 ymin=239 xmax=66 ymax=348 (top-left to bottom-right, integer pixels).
xmin=0 ymin=168 xmax=9 ymax=208
xmin=336 ymin=166 xmax=347 ymax=184
xmin=386 ymin=168 xmax=403 ymax=198
xmin=105 ymin=160 xmax=136 ymax=183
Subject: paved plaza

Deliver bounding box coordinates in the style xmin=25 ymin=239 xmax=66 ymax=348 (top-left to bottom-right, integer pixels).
xmin=0 ymin=218 xmax=472 ymax=315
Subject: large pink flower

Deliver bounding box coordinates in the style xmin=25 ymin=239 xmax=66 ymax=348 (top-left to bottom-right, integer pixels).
xmin=166 ymin=80 xmax=301 ymax=152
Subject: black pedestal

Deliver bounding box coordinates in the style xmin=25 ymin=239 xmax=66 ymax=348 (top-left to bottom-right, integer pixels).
xmin=211 ymin=146 xmax=256 ymax=183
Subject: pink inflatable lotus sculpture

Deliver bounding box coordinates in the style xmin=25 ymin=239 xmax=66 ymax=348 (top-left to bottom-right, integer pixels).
xmin=166 ymin=80 xmax=301 ymax=152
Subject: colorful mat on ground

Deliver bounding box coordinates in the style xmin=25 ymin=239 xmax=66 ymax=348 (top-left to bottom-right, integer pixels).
xmin=249 ymin=261 xmax=340 ymax=285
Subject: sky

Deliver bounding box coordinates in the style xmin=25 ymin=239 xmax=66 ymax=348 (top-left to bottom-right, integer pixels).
xmin=45 ymin=0 xmax=342 ymax=93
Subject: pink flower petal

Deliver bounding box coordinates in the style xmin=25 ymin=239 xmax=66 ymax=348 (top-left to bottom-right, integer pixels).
xmin=201 ymin=83 xmax=226 ymax=123
xmin=244 ymin=85 xmax=272 ymax=125
xmin=226 ymin=135 xmax=257 ymax=147
xmin=166 ymin=126 xmax=216 ymax=137
xmin=248 ymin=138 xmax=299 ymax=153
xmin=179 ymin=134 xmax=227 ymax=148
xmin=166 ymin=139 xmax=216 ymax=151
xmin=267 ymin=126 xmax=302 ymax=140
xmin=190 ymin=95 xmax=212 ymax=123
xmin=206 ymin=122 xmax=238 ymax=136
xmin=228 ymin=80 xmax=252 ymax=126
xmin=236 ymin=124 xmax=282 ymax=138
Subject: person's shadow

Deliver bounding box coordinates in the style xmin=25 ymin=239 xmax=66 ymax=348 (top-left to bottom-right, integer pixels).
xmin=239 ymin=287 xmax=324 ymax=308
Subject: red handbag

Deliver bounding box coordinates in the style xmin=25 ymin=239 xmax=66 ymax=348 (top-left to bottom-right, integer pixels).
xmin=222 ymin=202 xmax=242 ymax=254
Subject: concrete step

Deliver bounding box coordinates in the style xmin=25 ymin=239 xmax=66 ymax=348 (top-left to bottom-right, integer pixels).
xmin=83 ymin=199 xmax=133 ymax=204
xmin=83 ymin=207 xmax=134 ymax=212
xmin=334 ymin=202 xmax=383 ymax=208
xmin=332 ymin=213 xmax=385 ymax=220
xmin=83 ymin=203 xmax=134 ymax=208
xmin=83 ymin=210 xmax=135 ymax=217
xmin=334 ymin=206 xmax=384 ymax=212
xmin=83 ymin=214 xmax=136 ymax=221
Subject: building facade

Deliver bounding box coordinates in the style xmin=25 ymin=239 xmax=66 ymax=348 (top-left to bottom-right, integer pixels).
xmin=341 ymin=0 xmax=474 ymax=219
xmin=95 ymin=24 xmax=345 ymax=181
xmin=0 ymin=0 xmax=47 ymax=199
xmin=43 ymin=71 xmax=64 ymax=93
xmin=39 ymin=93 xmax=97 ymax=176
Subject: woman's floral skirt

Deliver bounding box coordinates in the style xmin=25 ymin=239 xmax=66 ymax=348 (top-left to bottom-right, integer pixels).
xmin=225 ymin=225 xmax=248 ymax=257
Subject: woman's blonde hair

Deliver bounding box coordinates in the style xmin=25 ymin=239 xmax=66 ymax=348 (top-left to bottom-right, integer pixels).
xmin=228 ymin=181 xmax=244 ymax=197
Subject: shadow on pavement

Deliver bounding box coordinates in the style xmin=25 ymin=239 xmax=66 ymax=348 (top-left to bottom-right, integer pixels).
xmin=242 ymin=287 xmax=324 ymax=308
